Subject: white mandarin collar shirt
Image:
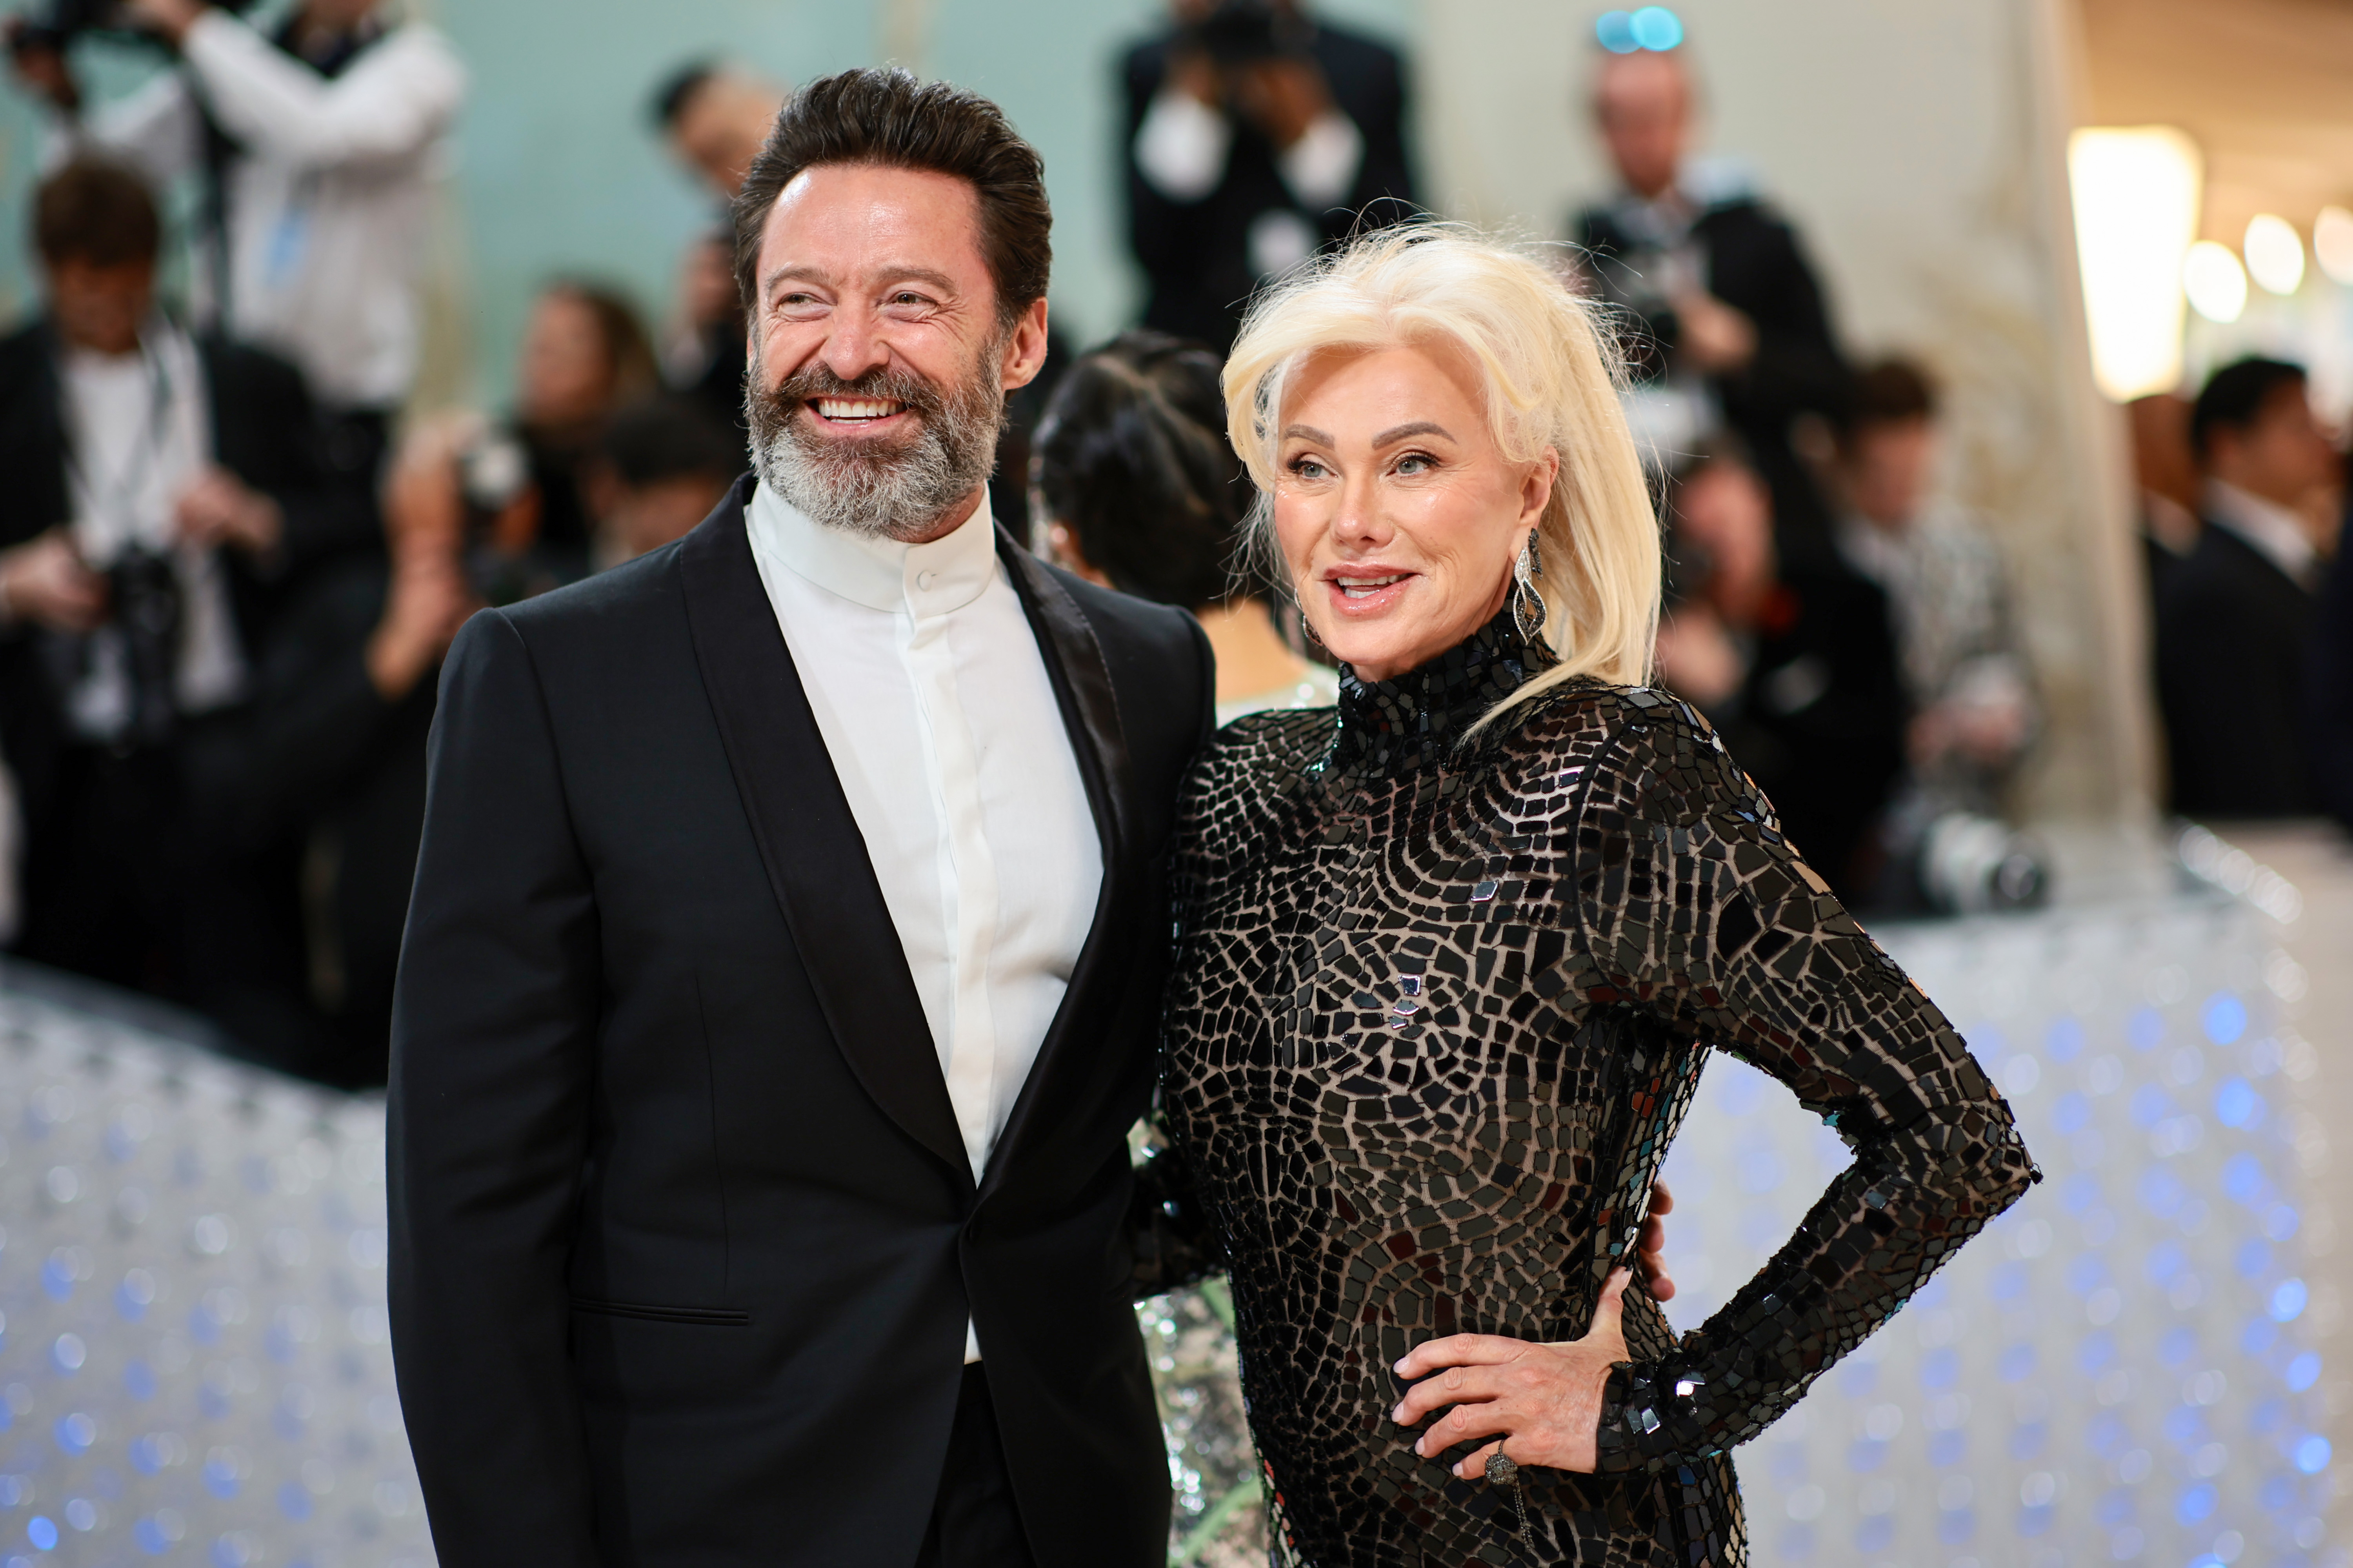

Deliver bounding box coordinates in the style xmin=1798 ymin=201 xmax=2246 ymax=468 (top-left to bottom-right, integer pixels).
xmin=744 ymin=484 xmax=1104 ymax=1363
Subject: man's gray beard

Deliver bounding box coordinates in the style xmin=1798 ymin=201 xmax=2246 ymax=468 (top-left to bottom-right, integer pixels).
xmin=746 ymin=336 xmax=1008 ymax=543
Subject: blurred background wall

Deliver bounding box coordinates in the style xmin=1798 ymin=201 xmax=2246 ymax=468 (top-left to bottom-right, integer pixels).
xmin=5 ymin=0 xmax=2351 ymax=832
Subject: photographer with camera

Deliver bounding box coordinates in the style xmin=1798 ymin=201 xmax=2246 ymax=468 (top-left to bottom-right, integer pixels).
xmin=0 ymin=157 xmax=366 ymax=1011
xmin=8 ymin=0 xmax=464 ymax=489
xmin=1122 ymin=0 xmax=1418 ymax=350
xmin=1571 ymin=44 xmax=1847 ymax=551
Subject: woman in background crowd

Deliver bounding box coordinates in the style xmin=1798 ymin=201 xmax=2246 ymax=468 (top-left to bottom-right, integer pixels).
xmin=1032 ymin=328 xmax=1337 ymax=723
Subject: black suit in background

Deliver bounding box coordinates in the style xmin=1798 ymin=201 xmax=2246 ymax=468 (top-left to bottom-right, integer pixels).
xmin=1690 ymin=564 xmax=1909 ymax=903
xmin=2309 ymin=519 xmax=2353 ymax=831
xmin=389 ymin=478 xmax=1213 ymax=1568
xmin=233 ymin=554 xmax=436 ymax=1086
xmin=1123 ymin=17 xmax=1417 ymax=351
xmin=2156 ymin=522 xmax=2318 ymax=818
xmin=0 ymin=318 xmax=375 ymax=1013
xmin=1573 ymin=196 xmax=1849 ymax=547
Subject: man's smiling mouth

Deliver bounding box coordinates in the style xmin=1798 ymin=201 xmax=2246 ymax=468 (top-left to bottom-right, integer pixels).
xmin=811 ymin=397 xmax=907 ymax=423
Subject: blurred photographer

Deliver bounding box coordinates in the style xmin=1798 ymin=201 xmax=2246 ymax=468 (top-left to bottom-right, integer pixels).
xmin=0 ymin=157 xmax=360 ymax=1002
xmin=1831 ymin=359 xmax=2046 ymax=914
xmin=8 ymin=0 xmax=465 ymax=487
xmin=1653 ymin=438 xmax=1907 ymax=903
xmin=1571 ymin=45 xmax=1846 ymax=549
xmin=1122 ymin=0 xmax=1418 ymax=350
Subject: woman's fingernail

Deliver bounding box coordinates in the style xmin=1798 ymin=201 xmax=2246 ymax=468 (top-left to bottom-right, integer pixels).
xmin=1390 ymin=1403 xmax=1406 ymax=1424
xmin=1413 ymin=1437 xmax=1427 ymax=1457
xmin=1393 ymin=1357 xmax=1409 ymax=1375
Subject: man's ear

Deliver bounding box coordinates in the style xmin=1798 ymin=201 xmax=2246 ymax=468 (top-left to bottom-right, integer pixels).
xmin=1000 ymin=296 xmax=1052 ymax=392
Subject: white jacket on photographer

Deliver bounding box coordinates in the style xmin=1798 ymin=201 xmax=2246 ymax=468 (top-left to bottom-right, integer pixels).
xmin=58 ymin=8 xmax=464 ymax=412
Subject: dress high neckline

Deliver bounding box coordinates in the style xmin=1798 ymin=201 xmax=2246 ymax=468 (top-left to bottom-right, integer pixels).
xmin=1328 ymin=604 xmax=1558 ymax=779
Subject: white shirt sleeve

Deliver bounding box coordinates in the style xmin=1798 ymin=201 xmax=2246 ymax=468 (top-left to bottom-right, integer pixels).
xmin=45 ymin=68 xmax=204 ymax=185
xmin=1133 ymin=87 xmax=1231 ymax=203
xmin=178 ymin=11 xmax=466 ymax=171
xmin=1276 ymin=107 xmax=1363 ymax=210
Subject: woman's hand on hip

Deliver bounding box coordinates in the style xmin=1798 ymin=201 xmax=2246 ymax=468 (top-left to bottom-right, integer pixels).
xmin=1388 ymin=1268 xmax=1633 ymax=1477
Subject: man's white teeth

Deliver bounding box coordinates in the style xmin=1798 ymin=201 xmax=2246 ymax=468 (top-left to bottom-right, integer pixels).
xmin=1337 ymin=574 xmax=1406 ymax=599
xmin=814 ymin=398 xmax=902 ymax=421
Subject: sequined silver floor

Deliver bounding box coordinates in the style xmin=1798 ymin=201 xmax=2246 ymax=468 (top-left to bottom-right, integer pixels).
xmin=0 ymin=974 xmax=429 ymax=1568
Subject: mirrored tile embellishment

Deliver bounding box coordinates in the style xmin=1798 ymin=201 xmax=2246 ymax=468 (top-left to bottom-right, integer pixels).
xmin=1153 ymin=607 xmax=2038 ymax=1566
xmin=0 ymin=985 xmax=429 ymax=1567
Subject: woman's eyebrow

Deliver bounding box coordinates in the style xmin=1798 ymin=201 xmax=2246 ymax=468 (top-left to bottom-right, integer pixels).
xmin=1281 ymin=423 xmax=1336 ymax=445
xmin=1372 ymin=421 xmax=1453 ymax=447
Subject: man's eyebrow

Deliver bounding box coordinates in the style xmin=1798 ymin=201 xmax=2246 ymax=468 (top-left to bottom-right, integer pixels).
xmin=760 ymin=264 xmax=962 ymax=296
xmin=1372 ymin=421 xmax=1453 ymax=447
xmin=1280 ymin=423 xmax=1335 ymax=445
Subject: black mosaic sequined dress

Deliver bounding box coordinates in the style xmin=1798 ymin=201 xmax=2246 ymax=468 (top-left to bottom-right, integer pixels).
xmin=1152 ymin=610 xmax=2038 ymax=1567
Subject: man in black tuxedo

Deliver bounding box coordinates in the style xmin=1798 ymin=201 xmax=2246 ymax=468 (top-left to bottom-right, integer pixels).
xmin=1569 ymin=47 xmax=1847 ymax=551
xmin=388 ymin=70 xmax=1214 ymax=1568
xmin=2155 ymin=358 xmax=2341 ymax=818
xmin=1122 ymin=0 xmax=1418 ymax=351
xmin=0 ymin=156 xmax=368 ymax=1018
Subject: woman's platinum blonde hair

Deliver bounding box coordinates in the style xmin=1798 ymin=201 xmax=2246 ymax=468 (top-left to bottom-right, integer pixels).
xmin=1221 ymin=223 xmax=1660 ymax=723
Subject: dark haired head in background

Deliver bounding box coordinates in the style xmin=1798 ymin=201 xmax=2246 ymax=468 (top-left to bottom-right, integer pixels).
xmin=651 ymin=60 xmax=782 ymax=200
xmin=1031 ymin=329 xmax=1246 ymax=610
xmin=32 ymin=157 xmax=160 ymax=359
xmin=32 ymin=155 xmax=160 ymax=269
xmin=2191 ymin=356 xmax=2308 ymax=462
xmin=587 ymin=394 xmax=744 ymax=568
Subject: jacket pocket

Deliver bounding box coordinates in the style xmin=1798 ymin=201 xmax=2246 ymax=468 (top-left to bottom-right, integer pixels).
xmin=569 ymin=1297 xmax=750 ymax=1327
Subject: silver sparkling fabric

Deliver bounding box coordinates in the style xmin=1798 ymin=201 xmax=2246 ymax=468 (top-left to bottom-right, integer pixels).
xmin=1155 ymin=610 xmax=2037 ymax=1566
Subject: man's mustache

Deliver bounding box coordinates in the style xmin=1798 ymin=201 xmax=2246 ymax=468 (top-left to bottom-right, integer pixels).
xmin=759 ymin=362 xmax=948 ymax=424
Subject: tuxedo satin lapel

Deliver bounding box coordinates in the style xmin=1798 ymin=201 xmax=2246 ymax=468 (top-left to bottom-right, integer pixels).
xmin=678 ymin=483 xmax=971 ymax=1190
xmin=985 ymin=532 xmax=1133 ymax=1190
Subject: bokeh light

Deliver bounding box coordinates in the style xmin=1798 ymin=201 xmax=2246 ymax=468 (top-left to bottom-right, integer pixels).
xmin=2183 ymin=240 xmax=2249 ymax=323
xmin=2312 ymin=205 xmax=2353 ymax=286
xmin=1595 ymin=10 xmax=1639 ymax=53
xmin=2242 ymin=213 xmax=2306 ymax=296
xmin=2067 ymin=127 xmax=2201 ymax=400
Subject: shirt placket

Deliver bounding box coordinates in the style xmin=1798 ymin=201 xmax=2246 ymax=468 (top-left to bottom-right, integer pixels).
xmin=902 ymin=566 xmax=1003 ymax=1182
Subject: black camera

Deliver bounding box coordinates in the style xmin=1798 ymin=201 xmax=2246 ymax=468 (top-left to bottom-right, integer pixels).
xmin=8 ymin=0 xmax=252 ymax=53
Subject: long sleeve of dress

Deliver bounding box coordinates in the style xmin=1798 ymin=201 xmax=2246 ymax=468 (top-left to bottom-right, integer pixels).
xmin=1568 ymin=698 xmax=2038 ymax=1472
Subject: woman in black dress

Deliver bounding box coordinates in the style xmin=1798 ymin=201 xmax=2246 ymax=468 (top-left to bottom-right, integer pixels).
xmin=1148 ymin=227 xmax=2038 ymax=1565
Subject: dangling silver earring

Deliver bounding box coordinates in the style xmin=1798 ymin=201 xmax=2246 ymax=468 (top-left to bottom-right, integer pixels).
xmin=1512 ymin=530 xmax=1546 ymax=643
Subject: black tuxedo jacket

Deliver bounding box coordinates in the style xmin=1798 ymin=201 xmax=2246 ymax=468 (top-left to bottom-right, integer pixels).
xmin=387 ymin=478 xmax=1213 ymax=1568
xmin=2155 ymin=521 xmax=2317 ymax=817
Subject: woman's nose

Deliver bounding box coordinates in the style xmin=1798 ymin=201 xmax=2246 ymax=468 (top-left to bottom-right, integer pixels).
xmin=1331 ymin=473 xmax=1391 ymax=548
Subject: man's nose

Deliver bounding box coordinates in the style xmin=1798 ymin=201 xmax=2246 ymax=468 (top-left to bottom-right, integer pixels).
xmin=820 ymin=315 xmax=891 ymax=383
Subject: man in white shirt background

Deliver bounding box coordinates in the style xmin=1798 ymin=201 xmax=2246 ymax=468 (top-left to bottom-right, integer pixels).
xmin=0 ymin=157 xmax=369 ymax=1038
xmin=1121 ymin=0 xmax=1417 ymax=351
xmin=9 ymin=0 xmax=466 ymax=485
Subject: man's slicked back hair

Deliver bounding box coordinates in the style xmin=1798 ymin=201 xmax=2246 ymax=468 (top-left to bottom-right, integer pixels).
xmin=731 ymin=67 xmax=1051 ymax=328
